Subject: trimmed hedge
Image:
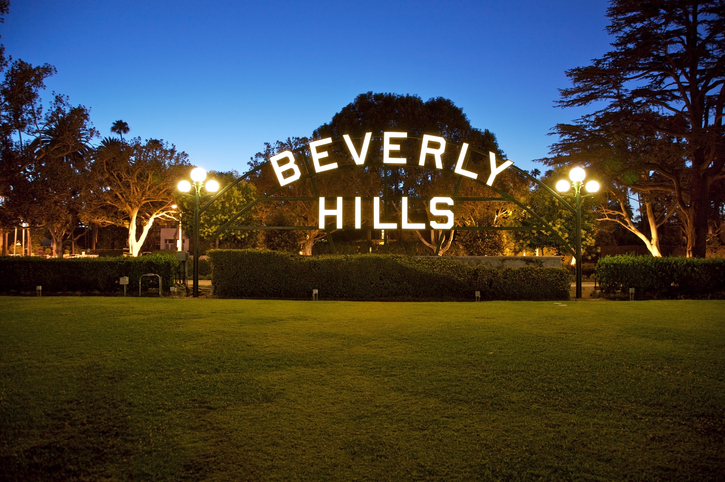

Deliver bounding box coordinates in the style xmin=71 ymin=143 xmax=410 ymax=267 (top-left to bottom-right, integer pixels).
xmin=208 ymin=249 xmax=570 ymax=301
xmin=0 ymin=254 xmax=178 ymax=295
xmin=596 ymin=255 xmax=725 ymax=299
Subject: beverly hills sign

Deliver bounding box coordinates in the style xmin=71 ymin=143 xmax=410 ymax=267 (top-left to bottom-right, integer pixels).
xmin=267 ymin=132 xmax=514 ymax=230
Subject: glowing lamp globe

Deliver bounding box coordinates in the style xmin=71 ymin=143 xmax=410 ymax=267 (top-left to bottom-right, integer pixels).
xmin=190 ymin=167 xmax=207 ymax=183
xmin=556 ymin=180 xmax=571 ymax=192
xmin=177 ymin=180 xmax=192 ymax=192
xmin=569 ymin=167 xmax=586 ymax=183
xmin=205 ymin=180 xmax=219 ymax=193
xmin=585 ymin=180 xmax=600 ymax=193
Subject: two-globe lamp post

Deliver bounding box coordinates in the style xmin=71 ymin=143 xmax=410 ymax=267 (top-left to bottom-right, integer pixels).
xmin=177 ymin=167 xmax=219 ymax=298
xmin=556 ymin=167 xmax=599 ymax=299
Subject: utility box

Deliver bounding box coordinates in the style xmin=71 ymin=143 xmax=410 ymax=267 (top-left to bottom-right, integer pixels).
xmin=119 ymin=276 xmax=129 ymax=296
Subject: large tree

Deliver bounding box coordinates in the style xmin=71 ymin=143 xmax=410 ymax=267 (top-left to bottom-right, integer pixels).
xmin=249 ymin=136 xmax=323 ymax=254
xmin=552 ymin=0 xmax=725 ymax=257
xmin=550 ymin=109 xmax=685 ymax=256
xmin=19 ymin=98 xmax=97 ymax=256
xmin=111 ymin=119 xmax=129 ymax=141
xmin=92 ymin=136 xmax=189 ymax=256
xmin=0 ymin=58 xmax=57 ymax=254
xmin=313 ymin=92 xmax=508 ymax=255
xmin=250 ymin=93 xmax=509 ymax=255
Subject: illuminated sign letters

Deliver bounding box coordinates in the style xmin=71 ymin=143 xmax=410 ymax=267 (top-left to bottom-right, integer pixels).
xmin=268 ymin=132 xmax=514 ymax=230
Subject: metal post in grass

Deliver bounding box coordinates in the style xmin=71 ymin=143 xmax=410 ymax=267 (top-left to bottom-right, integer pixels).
xmin=556 ymin=167 xmax=599 ymax=299
xmin=178 ymin=168 xmax=219 ymax=298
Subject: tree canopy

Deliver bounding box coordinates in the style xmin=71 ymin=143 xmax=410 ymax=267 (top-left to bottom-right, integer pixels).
xmin=111 ymin=120 xmax=129 ymax=141
xmin=548 ymin=0 xmax=725 ymax=257
xmin=250 ymin=92 xmax=516 ymax=255
xmin=92 ymin=136 xmax=189 ymax=256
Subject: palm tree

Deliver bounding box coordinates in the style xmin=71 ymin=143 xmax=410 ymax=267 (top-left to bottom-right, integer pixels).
xmin=110 ymin=120 xmax=130 ymax=141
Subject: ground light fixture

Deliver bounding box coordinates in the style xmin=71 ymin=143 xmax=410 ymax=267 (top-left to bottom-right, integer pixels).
xmin=177 ymin=167 xmax=219 ymax=297
xmin=556 ymin=167 xmax=599 ymax=299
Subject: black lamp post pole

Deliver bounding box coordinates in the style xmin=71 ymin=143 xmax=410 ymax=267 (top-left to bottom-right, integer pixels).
xmin=178 ymin=168 xmax=219 ymax=299
xmin=193 ymin=183 xmax=201 ymax=298
xmin=574 ymin=181 xmax=583 ymax=300
xmin=557 ymin=168 xmax=598 ymax=300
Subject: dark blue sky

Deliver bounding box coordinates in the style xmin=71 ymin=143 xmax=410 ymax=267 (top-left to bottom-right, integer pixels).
xmin=4 ymin=0 xmax=612 ymax=174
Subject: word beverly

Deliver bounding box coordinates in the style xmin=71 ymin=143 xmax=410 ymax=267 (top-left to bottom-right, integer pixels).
xmin=269 ymin=132 xmax=514 ymax=187
xmin=267 ymin=132 xmax=515 ymax=231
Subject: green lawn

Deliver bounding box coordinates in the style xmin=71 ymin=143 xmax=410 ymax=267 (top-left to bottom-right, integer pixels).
xmin=1 ymin=298 xmax=723 ymax=481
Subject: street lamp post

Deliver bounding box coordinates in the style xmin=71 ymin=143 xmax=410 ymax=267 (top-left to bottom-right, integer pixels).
xmin=177 ymin=167 xmax=219 ymax=297
xmin=556 ymin=167 xmax=599 ymax=299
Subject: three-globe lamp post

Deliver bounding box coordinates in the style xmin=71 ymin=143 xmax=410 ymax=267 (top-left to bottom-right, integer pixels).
xmin=177 ymin=167 xmax=219 ymax=297
xmin=556 ymin=167 xmax=599 ymax=299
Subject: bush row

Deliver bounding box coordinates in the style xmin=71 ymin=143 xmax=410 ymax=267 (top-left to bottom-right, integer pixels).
xmin=0 ymin=254 xmax=179 ymax=295
xmin=596 ymin=255 xmax=725 ymax=299
xmin=208 ymin=249 xmax=570 ymax=301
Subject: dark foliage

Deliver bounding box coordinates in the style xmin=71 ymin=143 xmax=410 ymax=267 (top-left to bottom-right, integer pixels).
xmin=0 ymin=253 xmax=178 ymax=294
xmin=208 ymin=249 xmax=570 ymax=301
xmin=596 ymin=255 xmax=725 ymax=299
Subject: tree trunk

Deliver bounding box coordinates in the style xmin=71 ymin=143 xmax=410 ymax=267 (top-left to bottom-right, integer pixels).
xmin=688 ymin=160 xmax=710 ymax=258
xmin=415 ymin=229 xmax=454 ymax=255
xmin=301 ymin=232 xmax=317 ymax=256
xmin=91 ymin=224 xmax=98 ymax=251
xmin=128 ymin=212 xmax=158 ymax=257
xmin=643 ymin=202 xmax=662 ymax=257
xmin=51 ymin=232 xmax=63 ymax=258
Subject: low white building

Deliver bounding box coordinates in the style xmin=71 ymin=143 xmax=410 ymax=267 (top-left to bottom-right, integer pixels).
xmin=159 ymin=227 xmax=189 ymax=252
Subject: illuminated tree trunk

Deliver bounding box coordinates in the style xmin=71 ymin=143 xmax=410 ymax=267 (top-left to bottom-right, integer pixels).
xmin=48 ymin=228 xmax=64 ymax=258
xmin=643 ymin=203 xmax=662 ymax=257
xmin=301 ymin=230 xmax=323 ymax=256
xmin=415 ymin=229 xmax=454 ymax=256
xmin=127 ymin=208 xmax=158 ymax=257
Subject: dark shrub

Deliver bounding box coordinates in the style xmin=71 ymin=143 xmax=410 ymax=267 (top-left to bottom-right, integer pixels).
xmin=209 ymin=249 xmax=570 ymax=301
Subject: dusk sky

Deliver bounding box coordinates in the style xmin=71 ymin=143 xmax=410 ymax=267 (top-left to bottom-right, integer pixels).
xmin=4 ymin=0 xmax=612 ymax=175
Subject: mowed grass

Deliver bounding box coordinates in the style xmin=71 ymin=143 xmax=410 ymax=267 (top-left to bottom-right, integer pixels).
xmin=1 ymin=298 xmax=723 ymax=481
